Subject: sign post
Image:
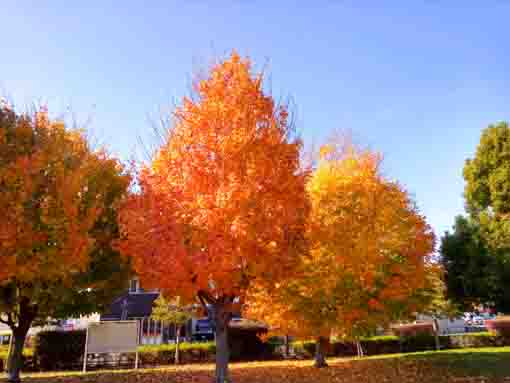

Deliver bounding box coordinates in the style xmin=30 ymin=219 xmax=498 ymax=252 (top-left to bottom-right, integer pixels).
xmin=134 ymin=320 xmax=140 ymax=369
xmin=82 ymin=326 xmax=89 ymax=373
xmin=83 ymin=321 xmax=139 ymax=372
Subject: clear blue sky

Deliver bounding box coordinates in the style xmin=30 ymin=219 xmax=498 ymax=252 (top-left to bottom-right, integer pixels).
xmin=1 ymin=2 xmax=509 ymax=239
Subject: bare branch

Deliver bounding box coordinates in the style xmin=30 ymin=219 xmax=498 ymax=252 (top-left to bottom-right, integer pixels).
xmin=198 ymin=290 xmax=217 ymax=305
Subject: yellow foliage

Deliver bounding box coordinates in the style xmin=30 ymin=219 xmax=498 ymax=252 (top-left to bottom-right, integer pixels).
xmin=247 ymin=145 xmax=435 ymax=340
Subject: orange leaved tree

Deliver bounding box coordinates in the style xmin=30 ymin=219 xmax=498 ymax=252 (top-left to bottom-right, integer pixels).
xmin=0 ymin=105 xmax=131 ymax=382
xmin=247 ymin=143 xmax=436 ymax=367
xmin=117 ymin=52 xmax=308 ymax=383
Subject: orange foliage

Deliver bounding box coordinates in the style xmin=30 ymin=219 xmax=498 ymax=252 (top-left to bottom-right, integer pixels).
xmin=117 ymin=52 xmax=308 ymax=303
xmin=0 ymin=105 xmax=129 ymax=285
xmin=246 ymin=145 xmax=436 ymax=340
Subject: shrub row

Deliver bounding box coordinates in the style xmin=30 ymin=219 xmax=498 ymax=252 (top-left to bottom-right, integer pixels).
xmin=35 ymin=330 xmax=87 ymax=371
xmin=1 ymin=329 xmax=275 ymax=371
xmin=139 ymin=342 xmax=216 ymax=366
xmin=0 ymin=346 xmax=34 ymax=373
xmin=486 ymin=317 xmax=510 ymax=336
xmin=292 ymin=332 xmax=510 ymax=358
xmin=139 ymin=331 xmax=275 ymax=366
xmin=2 ymin=331 xmax=510 ymax=372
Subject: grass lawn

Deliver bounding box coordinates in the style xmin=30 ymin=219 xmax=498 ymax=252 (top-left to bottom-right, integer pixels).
xmin=5 ymin=346 xmax=510 ymax=383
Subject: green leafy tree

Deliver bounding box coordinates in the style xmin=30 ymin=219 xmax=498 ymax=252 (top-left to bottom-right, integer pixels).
xmin=464 ymin=122 xmax=510 ymax=225
xmin=151 ymin=295 xmax=193 ymax=364
xmin=440 ymin=121 xmax=510 ymax=314
xmin=0 ymin=105 xmax=131 ymax=382
xmin=440 ymin=216 xmax=509 ymax=313
xmin=463 ymin=122 xmax=510 ymax=253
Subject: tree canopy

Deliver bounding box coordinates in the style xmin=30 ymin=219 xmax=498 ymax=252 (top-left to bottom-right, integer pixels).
xmin=151 ymin=294 xmax=194 ymax=365
xmin=441 ymin=216 xmax=510 ymax=313
xmin=247 ymin=144 xmax=437 ymax=366
xmin=151 ymin=295 xmax=193 ymax=327
xmin=117 ymin=52 xmax=309 ymax=383
xmin=441 ymin=121 xmax=510 ymax=314
xmin=0 ymin=105 xmax=131 ymax=382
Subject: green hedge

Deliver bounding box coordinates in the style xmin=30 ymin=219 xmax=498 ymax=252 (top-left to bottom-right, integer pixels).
xmin=446 ymin=332 xmax=507 ymax=348
xmin=139 ymin=333 xmax=276 ymax=365
xmin=34 ymin=330 xmax=86 ymax=371
xmin=0 ymin=347 xmax=7 ymax=372
xmin=4 ymin=331 xmax=509 ymax=372
xmin=229 ymin=330 xmax=276 ymax=361
xmin=0 ymin=346 xmax=34 ymax=372
xmin=25 ymin=329 xmax=274 ymax=371
xmin=292 ymin=333 xmax=510 ymax=358
xmin=139 ymin=342 xmax=216 ymax=365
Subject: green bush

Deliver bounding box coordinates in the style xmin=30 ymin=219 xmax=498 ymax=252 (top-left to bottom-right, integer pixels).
xmin=360 ymin=336 xmax=401 ymax=355
xmin=230 ymin=330 xmax=276 ymax=361
xmin=14 ymin=330 xmax=510 ymax=372
xmin=0 ymin=348 xmax=6 ymax=372
xmin=447 ymin=332 xmax=509 ymax=348
xmin=34 ymin=330 xmax=86 ymax=371
xmin=33 ymin=333 xmax=216 ymax=370
xmin=293 ymin=337 xmax=401 ymax=358
xmin=400 ymin=333 xmax=438 ymax=352
xmin=140 ymin=333 xmax=276 ymax=365
xmin=292 ymin=340 xmax=317 ymax=357
xmin=30 ymin=330 xmax=277 ymax=371
xmin=267 ymin=336 xmax=285 ymax=345
xmin=139 ymin=341 xmax=216 ymax=366
xmin=139 ymin=341 xmax=216 ymax=354
xmin=0 ymin=346 xmax=34 ymax=372
xmin=292 ymin=333 xmax=510 ymax=359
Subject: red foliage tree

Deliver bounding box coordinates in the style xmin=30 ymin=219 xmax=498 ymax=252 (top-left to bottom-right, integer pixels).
xmin=117 ymin=52 xmax=308 ymax=382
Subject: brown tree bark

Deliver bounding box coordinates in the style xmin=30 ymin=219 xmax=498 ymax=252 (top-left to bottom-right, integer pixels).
xmin=213 ymin=303 xmax=231 ymax=383
xmin=6 ymin=326 xmax=29 ymax=383
xmin=198 ymin=292 xmax=233 ymax=383
xmin=433 ymin=318 xmax=440 ymax=351
xmin=284 ymin=335 xmax=290 ymax=358
xmin=3 ymin=298 xmax=36 ymax=383
xmin=314 ymin=336 xmax=329 ymax=368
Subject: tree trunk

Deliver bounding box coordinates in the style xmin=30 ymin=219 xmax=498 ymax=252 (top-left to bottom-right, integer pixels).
xmin=197 ymin=293 xmax=233 ymax=383
xmin=284 ymin=335 xmax=290 ymax=358
xmin=175 ymin=325 xmax=181 ymax=365
xmin=433 ymin=318 xmax=440 ymax=351
xmin=314 ymin=336 xmax=328 ymax=368
xmin=6 ymin=326 xmax=29 ymax=383
xmin=214 ymin=304 xmax=230 ymax=383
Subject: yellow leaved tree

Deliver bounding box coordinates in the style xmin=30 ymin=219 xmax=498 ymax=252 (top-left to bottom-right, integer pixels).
xmin=247 ymin=141 xmax=437 ymax=367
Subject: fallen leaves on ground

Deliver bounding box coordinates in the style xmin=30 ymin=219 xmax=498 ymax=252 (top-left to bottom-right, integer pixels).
xmin=14 ymin=350 xmax=510 ymax=383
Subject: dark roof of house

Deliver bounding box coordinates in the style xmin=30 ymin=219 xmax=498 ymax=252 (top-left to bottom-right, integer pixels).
xmin=101 ymin=292 xmax=160 ymax=321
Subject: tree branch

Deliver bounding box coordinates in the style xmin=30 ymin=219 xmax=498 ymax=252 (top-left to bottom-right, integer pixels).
xmin=197 ymin=290 xmax=217 ymax=305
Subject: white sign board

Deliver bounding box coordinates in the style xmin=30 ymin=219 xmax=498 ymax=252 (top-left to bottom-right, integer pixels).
xmin=83 ymin=321 xmax=139 ymax=372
